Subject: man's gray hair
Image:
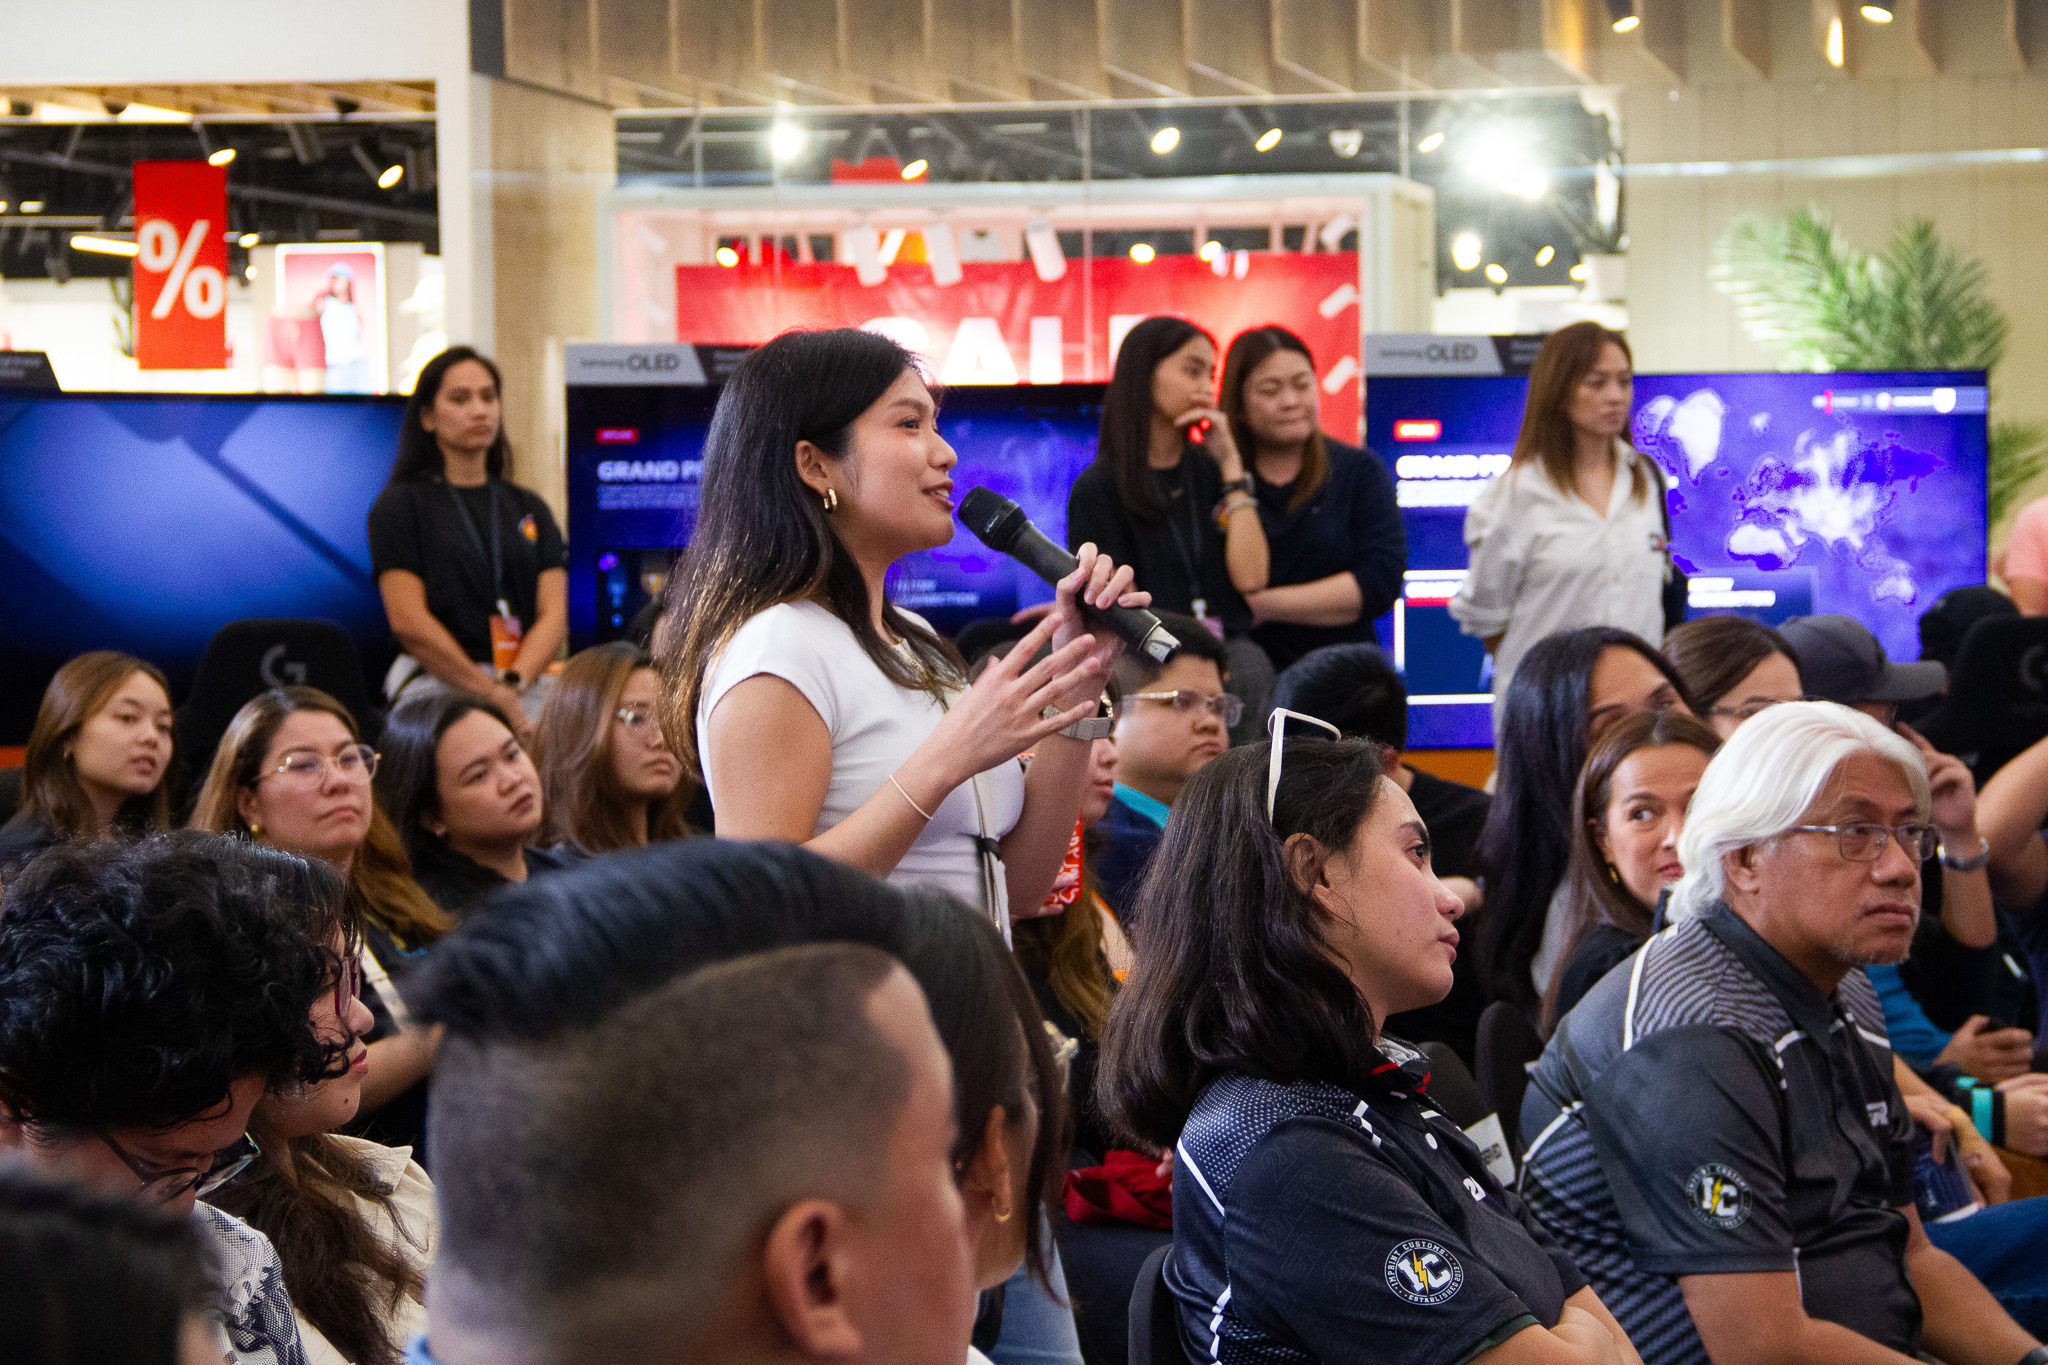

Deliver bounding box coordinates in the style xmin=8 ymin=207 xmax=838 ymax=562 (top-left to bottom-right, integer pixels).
xmin=1670 ymin=700 xmax=1929 ymax=921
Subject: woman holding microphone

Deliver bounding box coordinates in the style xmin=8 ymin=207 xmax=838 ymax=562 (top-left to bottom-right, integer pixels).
xmin=1449 ymin=323 xmax=1671 ymax=711
xmin=664 ymin=327 xmax=1148 ymax=937
xmin=368 ymin=347 xmax=568 ymax=735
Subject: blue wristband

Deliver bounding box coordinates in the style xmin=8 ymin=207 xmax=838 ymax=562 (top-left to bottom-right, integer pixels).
xmin=1972 ymin=1085 xmax=1995 ymax=1140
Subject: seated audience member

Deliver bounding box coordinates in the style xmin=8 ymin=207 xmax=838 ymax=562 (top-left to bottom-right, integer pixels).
xmin=1473 ymin=627 xmax=1693 ymax=1031
xmin=1779 ymin=614 xmax=2028 ymax=1079
xmin=1546 ymin=710 xmax=1721 ymax=1026
xmin=1099 ymin=730 xmax=1642 ymax=1365
xmin=531 ymin=642 xmax=696 ymax=853
xmin=1096 ymin=611 xmax=1232 ymax=920
xmin=373 ymin=686 xmax=581 ymax=916
xmin=409 ymin=839 xmax=1065 ymax=1365
xmin=0 ymin=1167 xmax=220 ymax=1365
xmin=0 ymin=651 xmax=176 ymax=876
xmin=1660 ymin=616 xmax=1804 ymax=740
xmin=208 ymin=848 xmax=435 ymax=1365
xmin=0 ymin=834 xmax=354 ymax=1365
xmin=188 ymin=686 xmax=448 ymax=1158
xmin=1520 ymin=702 xmax=2043 ymax=1362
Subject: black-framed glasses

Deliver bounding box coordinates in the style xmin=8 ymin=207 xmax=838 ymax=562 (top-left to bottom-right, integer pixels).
xmin=1129 ymin=689 xmax=1244 ymax=728
xmin=98 ymin=1130 xmax=259 ymax=1201
xmin=1786 ymin=822 xmax=1939 ymax=863
xmin=264 ymin=745 xmax=378 ymax=786
xmin=1266 ymin=708 xmax=1341 ymax=822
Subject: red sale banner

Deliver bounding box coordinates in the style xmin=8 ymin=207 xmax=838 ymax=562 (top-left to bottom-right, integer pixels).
xmin=674 ymin=254 xmax=1365 ymax=440
xmin=133 ymin=161 xmax=229 ymax=370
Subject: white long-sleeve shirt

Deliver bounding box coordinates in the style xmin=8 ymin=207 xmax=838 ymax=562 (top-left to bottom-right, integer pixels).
xmin=1448 ymin=442 xmax=1669 ymax=710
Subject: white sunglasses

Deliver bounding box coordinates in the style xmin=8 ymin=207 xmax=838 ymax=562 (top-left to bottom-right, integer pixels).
xmin=1266 ymin=707 xmax=1342 ymax=822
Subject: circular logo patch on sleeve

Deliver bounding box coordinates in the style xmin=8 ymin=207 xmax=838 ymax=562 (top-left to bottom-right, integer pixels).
xmin=1685 ymin=1163 xmax=1753 ymax=1230
xmin=1384 ymin=1239 xmax=1464 ymax=1306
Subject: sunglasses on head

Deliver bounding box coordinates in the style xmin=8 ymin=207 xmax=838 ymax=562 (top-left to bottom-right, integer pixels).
xmin=1265 ymin=708 xmax=1342 ymax=823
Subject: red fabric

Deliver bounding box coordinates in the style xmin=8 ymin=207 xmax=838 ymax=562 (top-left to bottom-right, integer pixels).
xmin=1063 ymin=1149 xmax=1173 ymax=1230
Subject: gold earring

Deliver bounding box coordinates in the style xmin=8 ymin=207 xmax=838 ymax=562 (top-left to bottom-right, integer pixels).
xmin=1605 ymin=861 xmax=1621 ymax=885
xmin=248 ymin=820 xmax=263 ymax=838
xmin=993 ymin=1201 xmax=1014 ymax=1224
xmin=821 ymin=487 xmax=839 ymax=514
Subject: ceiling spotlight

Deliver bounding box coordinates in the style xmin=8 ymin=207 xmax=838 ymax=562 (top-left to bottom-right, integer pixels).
xmin=207 ymin=147 xmax=236 ymax=167
xmin=238 ymin=232 xmax=260 ymax=248
xmin=1417 ymin=131 xmax=1445 ymax=154
xmin=377 ymin=163 xmax=404 ymax=189
xmin=1199 ymin=240 xmax=1224 ymax=261
xmin=715 ymin=245 xmax=740 ymax=267
xmin=1613 ymin=14 xmax=1640 ymax=32
xmin=1129 ymin=242 xmax=1156 ymax=263
xmin=1255 ymin=127 xmax=1282 ymax=152
xmin=1826 ymin=15 xmax=1845 ymax=65
xmin=1451 ymin=232 xmax=1482 ymax=271
xmin=70 ymin=234 xmax=138 ymax=256
xmin=1570 ymin=262 xmax=1590 ymax=281
xmin=20 ymin=201 xmax=44 ymax=213
xmin=1150 ymin=126 xmax=1180 ymax=155
xmin=769 ymin=121 xmax=807 ymax=162
xmin=1461 ymin=122 xmax=1551 ymax=198
xmin=900 ymin=158 xmax=929 ymax=179
xmin=1329 ymin=129 xmax=1364 ymax=158
xmin=1861 ymin=5 xmax=1893 ymax=20
xmin=1484 ymin=263 xmax=1509 ymax=285
xmin=1535 ymin=245 xmax=1556 ymax=266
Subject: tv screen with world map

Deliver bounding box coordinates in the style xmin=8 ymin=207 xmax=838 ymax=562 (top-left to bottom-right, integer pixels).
xmin=1370 ymin=369 xmax=1989 ymax=747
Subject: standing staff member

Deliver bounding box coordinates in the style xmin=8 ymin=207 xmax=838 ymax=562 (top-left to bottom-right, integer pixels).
xmin=368 ymin=347 xmax=567 ymax=736
xmin=1450 ymin=323 xmax=1670 ymax=713
xmin=1220 ymin=325 xmax=1406 ymax=672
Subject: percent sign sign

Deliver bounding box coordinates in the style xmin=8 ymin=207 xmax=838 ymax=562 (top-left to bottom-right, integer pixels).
xmin=132 ymin=160 xmax=229 ymax=370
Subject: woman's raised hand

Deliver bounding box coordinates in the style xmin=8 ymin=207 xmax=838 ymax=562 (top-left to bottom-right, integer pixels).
xmin=924 ymin=609 xmax=1115 ymax=786
xmin=1176 ymin=405 xmax=1245 ymax=479
xmin=1047 ymin=544 xmax=1151 ymax=701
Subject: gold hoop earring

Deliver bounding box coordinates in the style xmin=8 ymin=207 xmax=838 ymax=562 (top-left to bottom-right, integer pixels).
xmin=821 ymin=487 xmax=839 ymax=514
xmin=1605 ymin=861 xmax=1621 ymax=885
xmin=993 ymin=1202 xmax=1014 ymax=1224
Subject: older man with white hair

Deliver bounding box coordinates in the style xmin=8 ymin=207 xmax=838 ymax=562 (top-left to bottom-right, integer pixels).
xmin=1516 ymin=701 xmax=2043 ymax=1365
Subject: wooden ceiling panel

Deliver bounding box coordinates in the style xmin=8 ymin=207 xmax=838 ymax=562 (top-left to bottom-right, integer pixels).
xmin=1271 ymin=0 xmax=1357 ymax=93
xmin=1183 ymin=0 xmax=1277 ymax=96
xmin=931 ymin=0 xmax=1033 ymax=101
xmin=843 ymin=0 xmax=947 ymax=101
xmin=1016 ymin=0 xmax=1111 ymax=98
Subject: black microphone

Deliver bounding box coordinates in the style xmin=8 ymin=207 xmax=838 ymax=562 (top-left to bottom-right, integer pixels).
xmin=957 ymin=488 xmax=1180 ymax=663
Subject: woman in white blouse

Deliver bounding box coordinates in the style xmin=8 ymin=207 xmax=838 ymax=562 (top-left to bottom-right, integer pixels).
xmin=1449 ymin=323 xmax=1671 ymax=713
xmin=664 ymin=328 xmax=1146 ymax=936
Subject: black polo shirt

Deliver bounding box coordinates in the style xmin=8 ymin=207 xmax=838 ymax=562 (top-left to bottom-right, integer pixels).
xmin=1170 ymin=1042 xmax=1587 ymax=1364
xmin=367 ymin=477 xmax=566 ymax=664
xmin=1250 ymin=440 xmax=1407 ymax=670
xmin=1066 ymin=455 xmax=1252 ymax=635
xmin=1519 ymin=902 xmax=1919 ymax=1364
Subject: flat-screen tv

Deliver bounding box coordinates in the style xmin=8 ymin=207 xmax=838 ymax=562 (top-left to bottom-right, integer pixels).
xmin=1370 ymin=371 xmax=1989 ymax=747
xmin=565 ymin=383 xmax=1109 ymax=646
xmin=0 ymin=393 xmax=405 ymax=744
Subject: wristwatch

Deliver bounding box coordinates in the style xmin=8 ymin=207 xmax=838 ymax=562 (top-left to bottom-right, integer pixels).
xmin=500 ymin=669 xmax=525 ymax=690
xmin=2013 ymin=1346 xmax=2048 ymax=1365
xmin=1045 ymin=695 xmax=1115 ymax=742
xmin=1218 ymin=475 xmax=1254 ymax=497
xmin=1939 ymin=836 xmax=1991 ymax=872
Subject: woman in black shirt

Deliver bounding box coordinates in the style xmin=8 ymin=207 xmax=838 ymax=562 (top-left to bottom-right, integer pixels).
xmin=1098 ymin=733 xmax=1639 ymax=1365
xmin=1066 ymin=315 xmax=1274 ymax=733
xmin=1221 ymin=326 xmax=1406 ymax=671
xmin=367 ymin=348 xmax=566 ymax=735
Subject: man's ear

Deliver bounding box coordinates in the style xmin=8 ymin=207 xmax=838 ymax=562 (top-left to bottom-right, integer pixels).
xmin=1723 ymin=844 xmax=1765 ymax=896
xmin=760 ymin=1198 xmax=864 ymax=1357
xmin=793 ymin=441 xmax=836 ymax=501
xmin=956 ymin=1105 xmax=1016 ymax=1226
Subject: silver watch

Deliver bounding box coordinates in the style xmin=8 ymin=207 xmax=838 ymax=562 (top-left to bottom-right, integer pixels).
xmin=1044 ymin=697 xmax=1114 ymax=742
xmin=1939 ymin=837 xmax=1992 ymax=873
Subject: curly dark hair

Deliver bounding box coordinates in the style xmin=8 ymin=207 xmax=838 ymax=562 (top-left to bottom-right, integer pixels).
xmin=0 ymin=1164 xmax=219 ymax=1364
xmin=0 ymin=832 xmax=351 ymax=1133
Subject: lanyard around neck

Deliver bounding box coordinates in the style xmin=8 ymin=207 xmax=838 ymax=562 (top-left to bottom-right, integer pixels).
xmin=446 ymin=480 xmax=505 ymax=609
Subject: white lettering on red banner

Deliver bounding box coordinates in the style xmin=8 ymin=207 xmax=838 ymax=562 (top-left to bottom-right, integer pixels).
xmin=132 ymin=161 xmax=229 ymax=370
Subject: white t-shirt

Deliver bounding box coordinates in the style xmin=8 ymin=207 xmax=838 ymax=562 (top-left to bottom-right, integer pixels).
xmin=1448 ymin=442 xmax=1668 ymax=713
xmin=699 ymin=601 xmax=1026 ymax=928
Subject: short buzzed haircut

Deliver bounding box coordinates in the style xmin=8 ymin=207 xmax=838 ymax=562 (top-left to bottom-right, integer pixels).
xmin=1112 ymin=610 xmax=1227 ymax=695
xmin=428 ymin=942 xmax=914 ymax=1334
xmin=1271 ymin=643 xmax=1408 ymax=750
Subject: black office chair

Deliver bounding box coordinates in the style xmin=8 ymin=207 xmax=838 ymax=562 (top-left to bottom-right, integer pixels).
xmin=173 ymin=619 xmax=385 ymax=810
xmin=1913 ymin=617 xmax=2048 ymax=785
xmin=1416 ymin=1041 xmax=1491 ymax=1129
xmin=1127 ymin=1243 xmax=1191 ymax=1365
xmin=1474 ymin=1001 xmax=1545 ymax=1164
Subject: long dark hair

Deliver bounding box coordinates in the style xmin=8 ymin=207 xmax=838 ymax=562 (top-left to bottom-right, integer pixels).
xmin=1511 ymin=322 xmax=1645 ymax=504
xmin=1472 ymin=627 xmax=1692 ymax=1014
xmin=1543 ymin=709 xmax=1721 ymax=1031
xmin=533 ymin=644 xmax=696 ymax=852
xmin=1220 ymin=325 xmax=1327 ymax=512
xmin=658 ymin=329 xmax=963 ymax=780
xmin=1661 ymin=616 xmax=1801 ymax=715
xmin=209 ymin=858 xmax=425 ymax=1365
xmin=1098 ymin=737 xmax=1390 ymax=1150
xmin=18 ymin=651 xmax=176 ymax=842
xmin=386 ymin=346 xmax=510 ymax=486
xmin=1093 ymin=315 xmax=1214 ymax=521
xmin=373 ymin=687 xmax=522 ymax=873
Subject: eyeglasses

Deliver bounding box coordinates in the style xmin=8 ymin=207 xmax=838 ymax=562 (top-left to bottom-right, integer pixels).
xmin=1266 ymin=708 xmax=1341 ymax=822
xmin=333 ymin=948 xmax=364 ymax=1020
xmin=1708 ymin=699 xmax=1784 ymax=723
xmin=1129 ymin=689 xmax=1244 ymax=728
xmin=97 ymin=1130 xmax=260 ymax=1201
xmin=264 ymin=745 xmax=378 ymax=786
xmin=1786 ymin=822 xmax=1939 ymax=863
xmin=616 ymin=705 xmax=657 ymax=729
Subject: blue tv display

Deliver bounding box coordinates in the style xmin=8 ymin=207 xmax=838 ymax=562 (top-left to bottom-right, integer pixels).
xmin=1370 ymin=370 xmax=1989 ymax=747
xmin=0 ymin=393 xmax=404 ymax=743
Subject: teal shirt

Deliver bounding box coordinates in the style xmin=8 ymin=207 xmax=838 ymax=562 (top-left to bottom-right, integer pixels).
xmin=1112 ymin=781 xmax=1171 ymax=830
